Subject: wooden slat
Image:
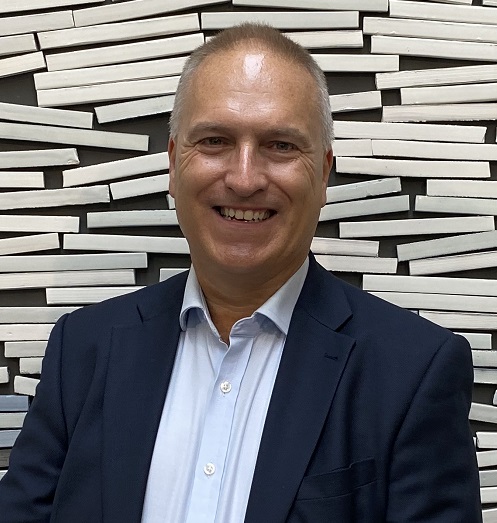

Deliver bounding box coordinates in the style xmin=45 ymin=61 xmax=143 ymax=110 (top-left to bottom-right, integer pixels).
xmin=0 ymin=122 xmax=148 ymax=151
xmin=38 ymin=13 xmax=199 ymax=49
xmin=402 ymin=83 xmax=497 ymax=105
xmin=0 ymin=215 xmax=78 ymax=233
xmin=87 ymin=210 xmax=178 ymax=228
xmin=0 ymin=307 xmax=77 ymax=324
xmin=34 ymin=56 xmax=186 ymax=90
xmin=312 ymin=53 xmax=398 ymax=72
xmin=333 ymin=140 xmax=372 ymax=157
xmin=0 ymin=101 xmax=92 ymax=129
xmin=62 ymin=151 xmax=168 ymax=187
xmin=326 ymin=177 xmax=402 ymax=204
xmin=201 ymin=11 xmax=359 ymax=30
xmin=480 ymin=470 xmax=497 ymax=488
xmin=410 ymin=250 xmax=497 ymax=276
xmin=283 ymin=30 xmax=363 ymax=49
xmin=46 ymin=286 xmax=143 ymax=304
xmin=333 ymin=120 xmax=486 ymax=143
xmin=473 ymin=351 xmax=497 ymax=368
xmin=315 ymin=255 xmax=397 ymax=274
xmin=110 ymin=174 xmax=169 ymax=200
xmin=0 ymin=172 xmax=44 ymax=188
xmin=19 ymin=358 xmax=43 ymax=375
xmin=0 ymin=35 xmax=37 ymax=58
xmin=336 ymin=157 xmax=490 ymax=178
xmin=0 ymin=412 xmax=26 ymax=429
xmin=0 ymin=324 xmax=54 ymax=342
xmin=0 ymin=233 xmax=59 ymax=256
xmin=0 ymin=396 xmax=28 ymax=412
xmin=0 ymin=253 xmax=147 ymax=272
xmin=14 ymin=376 xmax=39 ymax=396
xmin=0 ymin=52 xmax=46 ymax=79
xmin=456 ymin=332 xmax=492 ymax=350
xmin=311 ymin=237 xmax=379 ymax=257
xmin=415 ymin=195 xmax=497 ymax=216
xmin=429 ymin=313 xmax=497 ymax=331
xmin=37 ymin=76 xmax=179 ymax=107
xmin=0 ymin=148 xmax=78 ymax=169
xmin=0 ymin=186 xmax=109 ymax=210
xmin=340 ymin=216 xmax=495 ymax=238
xmin=397 ymin=231 xmax=497 ymax=262
xmin=319 ymin=194 xmax=409 ymax=221
xmin=383 ymin=103 xmax=497 ymax=122
xmin=159 ymin=268 xmax=188 ymax=281
xmin=45 ymin=33 xmax=203 ymax=71
xmin=95 ymin=95 xmax=175 ymax=123
xmin=63 ymin=233 xmax=189 ymax=254
xmin=329 ymin=91 xmax=381 ymax=112
xmin=5 ymin=341 xmax=48 ymax=358
xmin=0 ymin=0 xmax=105 ymax=14
xmin=427 ymin=179 xmax=497 ymax=199
xmin=232 ymin=0 xmax=388 ymax=10
xmin=0 ymin=11 xmax=74 ymax=37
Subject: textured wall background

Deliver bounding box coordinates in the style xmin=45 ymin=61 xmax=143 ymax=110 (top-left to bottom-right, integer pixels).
xmin=0 ymin=0 xmax=496 ymax=517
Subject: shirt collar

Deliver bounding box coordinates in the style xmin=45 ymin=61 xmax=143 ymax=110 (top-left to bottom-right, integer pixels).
xmin=179 ymin=258 xmax=309 ymax=336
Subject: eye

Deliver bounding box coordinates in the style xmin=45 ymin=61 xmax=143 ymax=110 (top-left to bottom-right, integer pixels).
xmin=200 ymin=137 xmax=225 ymax=146
xmin=270 ymin=141 xmax=296 ymax=152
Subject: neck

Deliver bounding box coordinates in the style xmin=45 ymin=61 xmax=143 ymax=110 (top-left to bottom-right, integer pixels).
xmin=194 ymin=258 xmax=305 ymax=342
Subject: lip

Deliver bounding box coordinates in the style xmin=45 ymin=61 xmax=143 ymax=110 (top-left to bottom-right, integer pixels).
xmin=212 ymin=206 xmax=276 ymax=226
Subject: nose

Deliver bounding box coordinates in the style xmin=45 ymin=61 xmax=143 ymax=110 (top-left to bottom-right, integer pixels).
xmin=224 ymin=142 xmax=268 ymax=197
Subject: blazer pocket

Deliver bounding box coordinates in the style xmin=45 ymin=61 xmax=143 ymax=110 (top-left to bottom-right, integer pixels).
xmin=296 ymin=458 xmax=376 ymax=500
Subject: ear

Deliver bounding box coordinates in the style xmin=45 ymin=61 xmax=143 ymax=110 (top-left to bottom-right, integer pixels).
xmin=168 ymin=136 xmax=177 ymax=198
xmin=320 ymin=147 xmax=334 ymax=207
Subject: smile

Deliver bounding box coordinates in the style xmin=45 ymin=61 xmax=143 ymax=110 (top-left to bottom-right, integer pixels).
xmin=216 ymin=207 xmax=273 ymax=222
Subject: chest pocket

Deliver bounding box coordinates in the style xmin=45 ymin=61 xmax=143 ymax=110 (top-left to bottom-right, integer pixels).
xmin=289 ymin=458 xmax=378 ymax=523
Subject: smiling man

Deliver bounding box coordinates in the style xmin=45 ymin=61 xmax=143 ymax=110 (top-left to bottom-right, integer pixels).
xmin=0 ymin=24 xmax=481 ymax=523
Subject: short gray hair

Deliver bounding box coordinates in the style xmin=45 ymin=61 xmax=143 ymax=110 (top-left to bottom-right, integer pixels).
xmin=169 ymin=23 xmax=334 ymax=148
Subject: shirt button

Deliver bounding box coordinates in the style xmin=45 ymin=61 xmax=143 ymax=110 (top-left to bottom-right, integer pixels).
xmin=204 ymin=463 xmax=215 ymax=476
xmin=220 ymin=381 xmax=232 ymax=394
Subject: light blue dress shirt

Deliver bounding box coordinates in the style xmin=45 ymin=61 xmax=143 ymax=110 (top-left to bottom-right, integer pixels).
xmin=141 ymin=258 xmax=309 ymax=523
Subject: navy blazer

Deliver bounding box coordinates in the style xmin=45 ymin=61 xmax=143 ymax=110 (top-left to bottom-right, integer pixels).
xmin=0 ymin=256 xmax=481 ymax=522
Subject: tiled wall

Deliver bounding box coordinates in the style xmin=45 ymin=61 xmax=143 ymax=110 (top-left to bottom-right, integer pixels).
xmin=0 ymin=0 xmax=496 ymax=517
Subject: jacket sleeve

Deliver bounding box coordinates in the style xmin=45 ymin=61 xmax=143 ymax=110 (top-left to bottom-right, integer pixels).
xmin=0 ymin=315 xmax=69 ymax=523
xmin=386 ymin=333 xmax=482 ymax=522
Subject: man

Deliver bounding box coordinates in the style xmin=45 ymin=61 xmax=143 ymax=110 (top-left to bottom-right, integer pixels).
xmin=0 ymin=24 xmax=481 ymax=522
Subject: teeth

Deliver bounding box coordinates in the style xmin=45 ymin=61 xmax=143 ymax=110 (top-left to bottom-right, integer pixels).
xmin=219 ymin=207 xmax=270 ymax=222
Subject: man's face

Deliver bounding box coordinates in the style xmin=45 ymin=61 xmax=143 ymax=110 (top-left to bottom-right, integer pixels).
xmin=169 ymin=46 xmax=333 ymax=281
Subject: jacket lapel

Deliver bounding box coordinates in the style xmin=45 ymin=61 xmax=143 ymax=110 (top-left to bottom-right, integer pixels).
xmin=245 ymin=258 xmax=356 ymax=523
xmin=101 ymin=272 xmax=187 ymax=523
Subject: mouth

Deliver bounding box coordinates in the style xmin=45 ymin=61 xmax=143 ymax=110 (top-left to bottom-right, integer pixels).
xmin=215 ymin=206 xmax=275 ymax=222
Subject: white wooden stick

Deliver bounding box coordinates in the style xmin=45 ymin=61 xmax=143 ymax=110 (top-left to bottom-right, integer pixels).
xmin=376 ymin=64 xmax=497 ymax=90
xmin=365 ymin=17 xmax=497 ymax=44
xmin=37 ymin=76 xmax=179 ymax=107
xmin=0 ymin=307 xmax=77 ymax=324
xmin=311 ymin=237 xmax=379 ymax=256
xmin=87 ymin=210 xmax=178 ymax=228
xmin=19 ymin=358 xmax=43 ymax=375
xmin=62 ymin=151 xmax=168 ymax=187
xmin=340 ymin=216 xmax=494 ymax=238
xmin=424 ymin=0 xmax=472 ymax=4
xmin=478 ymin=450 xmax=497 ymax=467
xmin=63 ymin=233 xmax=189 ymax=254
xmin=319 ymin=194 xmax=409 ymax=221
xmin=370 ymin=291 xmax=497 ymax=314
xmin=0 ymin=101 xmax=92 ymax=129
xmin=333 ymin=120 xmax=485 ymax=144
xmin=14 ymin=376 xmax=39 ymax=396
xmin=0 ymin=412 xmax=26 ymax=429
xmin=0 ymin=368 xmax=8 ymax=384
xmin=0 ymin=186 xmax=109 ymax=210
xmin=326 ymin=177 xmax=401 ymax=203
xmin=0 ymin=148 xmax=78 ymax=169
xmin=410 ymin=250 xmax=497 ymax=276
xmin=0 ymin=253 xmax=147 ymax=272
xmin=0 ymin=35 xmax=37 ymax=58
xmin=315 ymin=255 xmax=397 ymax=274
xmin=110 ymin=174 xmax=169 ymax=200
xmin=0 ymin=269 xmax=135 ymax=290
xmin=474 ymin=369 xmax=497 ymax=385
xmin=336 ymin=157 xmax=490 ymax=178
xmin=397 ymin=231 xmax=497 ymax=262
xmin=201 ymin=11 xmax=359 ymax=30
xmin=402 ymin=83 xmax=497 ymax=105
xmin=372 ymin=35 xmax=497 ymax=62
xmin=0 ymin=233 xmax=59 ymax=256
xmin=283 ymin=30 xmax=363 ymax=49
xmin=232 ymin=0 xmax=388 ymax=10
xmin=38 ymin=13 xmax=199 ymax=50
xmin=372 ymin=140 xmax=497 ymax=161
xmin=383 ymin=103 xmax=497 ymax=122
xmin=484 ymin=0 xmax=497 ymax=5
xmin=363 ymin=274 xmax=497 ymax=297
xmin=95 ymin=95 xmax=174 ymax=123
xmin=45 ymin=34 xmax=203 ymax=71
xmin=46 ymin=286 xmax=143 ymax=305
xmin=333 ymin=140 xmax=372 ymax=157
xmin=73 ymin=0 xmax=224 ymax=27
xmin=5 ymin=341 xmax=48 ymax=358
xmin=0 ymin=52 xmax=46 ymax=79
xmin=415 ymin=195 xmax=497 ymax=216
xmin=430 ymin=312 xmax=497 ymax=331
xmin=0 ymin=0 xmax=105 ymax=14
xmin=0 ymin=122 xmax=148 ymax=151
xmin=312 ymin=53 xmax=398 ymax=72
xmin=0 ymin=172 xmax=44 ymax=188
xmin=34 ymin=56 xmax=186 ymax=90
xmin=389 ymin=0 xmax=497 ymax=25
xmin=167 ymin=194 xmax=175 ymax=209
xmin=0 ymin=325 xmax=54 ymax=342
xmin=159 ymin=268 xmax=188 ymax=281
xmin=0 ymin=215 xmax=78 ymax=233
xmin=0 ymin=429 xmax=21 ymax=447
xmin=0 ymin=11 xmax=74 ymax=37
xmin=329 ymin=91 xmax=382 ymax=113
xmin=0 ymin=395 xmax=29 ymax=411
xmin=473 ymin=351 xmax=497 ymax=368
xmin=456 ymin=332 xmax=492 ymax=350
xmin=480 ymin=470 xmax=497 ymax=488
xmin=427 ymin=180 xmax=497 ymax=199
